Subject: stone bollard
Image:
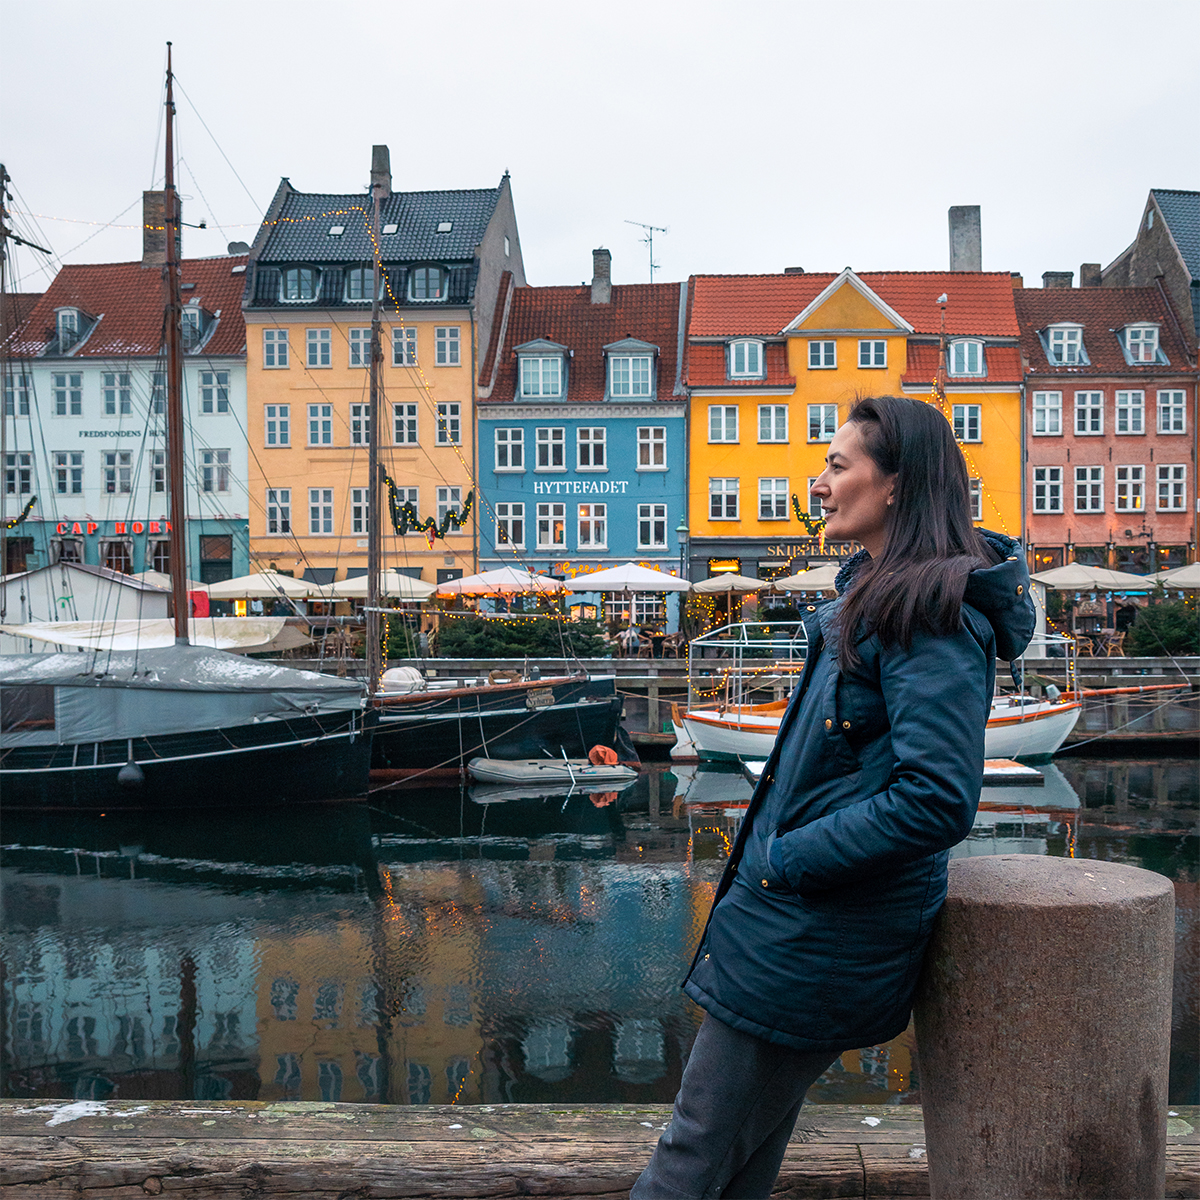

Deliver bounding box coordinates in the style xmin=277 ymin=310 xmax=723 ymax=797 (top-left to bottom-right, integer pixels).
xmin=914 ymin=855 xmax=1175 ymax=1200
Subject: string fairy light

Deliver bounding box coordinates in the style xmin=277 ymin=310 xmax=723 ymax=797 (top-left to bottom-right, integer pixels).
xmin=3 ymin=496 xmax=37 ymax=530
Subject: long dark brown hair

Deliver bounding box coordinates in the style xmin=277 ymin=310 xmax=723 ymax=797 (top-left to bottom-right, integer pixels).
xmin=835 ymin=395 xmax=998 ymax=669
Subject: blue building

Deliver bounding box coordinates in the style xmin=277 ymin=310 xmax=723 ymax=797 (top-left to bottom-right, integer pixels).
xmin=476 ymin=251 xmax=689 ymax=627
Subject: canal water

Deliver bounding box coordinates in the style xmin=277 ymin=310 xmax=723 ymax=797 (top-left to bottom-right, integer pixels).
xmin=2 ymin=757 xmax=1196 ymax=1107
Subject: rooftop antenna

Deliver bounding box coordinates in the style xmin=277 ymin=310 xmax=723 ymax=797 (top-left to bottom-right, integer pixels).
xmin=625 ymin=219 xmax=667 ymax=282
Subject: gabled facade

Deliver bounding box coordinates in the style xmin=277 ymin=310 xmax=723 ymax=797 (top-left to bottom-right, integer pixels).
xmin=1015 ymin=285 xmax=1198 ymax=572
xmin=242 ymin=148 xmax=525 ymax=586
xmin=682 ymin=269 xmax=1022 ymax=580
xmin=5 ymin=250 xmax=249 ymax=582
xmin=476 ymin=250 xmax=688 ymax=622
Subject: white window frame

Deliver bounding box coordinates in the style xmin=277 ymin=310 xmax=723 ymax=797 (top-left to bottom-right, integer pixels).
xmin=265 ymin=403 xmax=290 ymax=447
xmin=609 ymin=354 xmax=652 ymax=397
xmin=577 ymin=503 xmax=608 ymax=550
xmin=1156 ymin=390 xmax=1187 ymax=434
xmin=729 ymin=340 xmax=763 ymax=378
xmin=53 ymin=451 xmax=84 ymax=496
xmin=199 ymin=370 xmax=230 ymax=414
xmin=1074 ymin=391 xmax=1104 ymax=436
xmin=758 ymin=405 xmax=788 ymax=443
xmin=102 ymin=450 xmax=132 ymax=495
xmin=708 ymin=405 xmax=738 ymax=443
xmin=495 ymin=502 xmax=525 ymax=549
xmin=349 ymin=403 xmax=370 ymax=446
xmin=519 ymin=356 xmax=563 ymax=398
xmin=968 ymin=478 xmax=983 ymax=521
xmin=1114 ymin=465 xmax=1145 ymax=513
xmin=637 ymin=503 xmax=668 ymax=550
xmin=758 ymin=477 xmax=789 ymax=520
xmin=393 ymin=402 xmax=418 ymax=445
xmin=103 ymin=371 xmax=132 ymax=416
xmin=56 ymin=308 xmax=80 ymax=347
xmin=309 ymin=487 xmax=334 ymax=535
xmin=858 ymin=339 xmax=886 ymax=369
xmin=1115 ymin=390 xmax=1145 ymax=435
xmin=348 ymin=327 xmax=372 ymax=368
xmin=350 ymin=487 xmax=370 ymax=534
xmin=437 ymin=486 xmax=464 ymax=531
xmin=282 ymin=266 xmax=319 ymax=302
xmin=435 ymin=402 xmax=461 ymax=445
xmin=709 ymin=477 xmax=739 ymax=520
xmin=150 ymin=371 xmax=166 ymax=415
xmin=263 ymin=328 xmax=289 ymax=368
xmin=4 ymin=451 xmax=32 ymax=495
xmin=808 ymin=403 xmax=838 ymax=442
xmin=151 ymin=450 xmax=165 ymax=494
xmin=392 ymin=485 xmax=419 ymax=532
xmin=391 ymin=326 xmax=418 ymax=366
xmin=535 ymin=427 xmax=565 ymax=471
xmin=409 ymin=266 xmax=447 ymax=302
xmin=435 ymin=326 xmax=460 ymax=367
xmin=306 ymin=328 xmax=332 ymax=368
xmin=494 ymin=427 xmax=525 ymax=472
xmin=1124 ymin=325 xmax=1158 ymax=364
xmin=1032 ymin=391 xmax=1062 ymax=436
xmin=807 ymin=340 xmax=836 ymax=369
xmin=1074 ymin=466 xmax=1104 ymax=513
xmin=637 ymin=426 xmax=666 ymax=470
xmin=576 ymin=427 xmax=607 ymax=471
xmin=266 ymin=488 xmax=291 ymax=535
xmin=3 ymin=373 xmax=31 ymax=416
xmin=1047 ymin=325 xmax=1084 ymax=365
xmin=806 ymin=477 xmax=824 ymax=518
xmin=949 ymin=341 xmax=985 ymax=376
xmin=308 ymin=403 xmax=333 ymax=446
xmin=345 ymin=267 xmax=378 ymax=303
xmin=952 ymin=403 xmax=982 ymax=442
xmin=1032 ymin=466 xmax=1063 ymax=513
xmin=53 ymin=372 xmax=83 ymax=416
xmin=536 ymin=502 xmax=566 ymax=549
xmin=200 ymin=448 xmax=231 ymax=494
xmin=1156 ymin=465 xmax=1186 ymax=511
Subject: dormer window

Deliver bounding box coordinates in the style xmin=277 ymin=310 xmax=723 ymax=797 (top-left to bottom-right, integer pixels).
xmin=1045 ymin=324 xmax=1087 ymax=365
xmin=729 ymin=340 xmax=763 ymax=378
xmin=56 ymin=308 xmax=81 ymax=350
xmin=606 ymin=339 xmax=657 ymax=399
xmin=345 ymin=266 xmax=379 ymax=302
xmin=1123 ymin=325 xmax=1160 ymax=364
xmin=281 ymin=266 xmax=319 ymax=302
xmin=516 ymin=340 xmax=567 ymax=399
xmin=409 ymin=265 xmax=447 ymax=301
xmin=180 ymin=305 xmax=205 ymax=350
xmin=949 ymin=340 xmax=985 ymax=376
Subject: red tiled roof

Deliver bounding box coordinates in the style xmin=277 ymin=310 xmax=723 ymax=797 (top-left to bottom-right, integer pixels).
xmin=689 ymin=271 xmax=1019 ymax=338
xmin=1014 ymin=286 xmax=1195 ymax=375
xmin=1 ymin=292 xmax=41 ymax=351
xmin=480 ymin=281 xmax=685 ymax=403
xmin=14 ymin=256 xmax=249 ymax=358
xmin=686 ymin=342 xmax=795 ymax=389
xmin=900 ymin=343 xmax=1024 ymax=386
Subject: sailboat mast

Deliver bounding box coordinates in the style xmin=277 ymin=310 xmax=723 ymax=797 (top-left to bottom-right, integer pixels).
xmin=365 ymin=181 xmax=383 ymax=692
xmin=163 ymin=44 xmax=189 ymax=643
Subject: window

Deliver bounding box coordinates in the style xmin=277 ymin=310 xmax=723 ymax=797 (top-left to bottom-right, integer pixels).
xmin=437 ymin=486 xmax=463 ymax=529
xmin=758 ymin=405 xmax=788 ymax=442
xmin=808 ymin=403 xmax=838 ymax=441
xmin=103 ymin=450 xmax=132 ymax=494
xmin=968 ymin=479 xmax=983 ymax=521
xmin=54 ymin=451 xmax=83 ymax=495
xmin=410 ymin=266 xmax=446 ymax=301
xmin=952 ymin=404 xmax=982 ymax=442
xmin=151 ymin=450 xmax=165 ymax=493
xmin=1074 ymin=466 xmax=1103 ymax=512
xmin=1074 ymin=391 xmax=1103 ymax=435
xmin=393 ymin=486 xmax=419 ymax=531
xmin=306 ymin=328 xmax=331 ymax=368
xmin=308 ymin=404 xmax=333 ymax=445
xmin=495 ymin=502 xmax=525 ymax=549
xmin=729 ymin=340 xmax=763 ymax=377
xmin=1157 ymin=465 xmax=1186 ymax=511
xmin=808 ymin=340 xmax=835 ymax=368
xmin=1047 ymin=326 xmax=1084 ymax=365
xmin=637 ymin=426 xmax=666 ymax=469
xmin=393 ymin=402 xmax=418 ymax=444
xmin=150 ymin=540 xmax=170 ymax=572
xmin=1032 ymin=391 xmax=1062 ymax=436
xmin=55 ymin=538 xmax=83 ymax=564
xmin=1125 ymin=325 xmax=1158 ymax=363
xmin=435 ymin=326 xmax=460 ymax=366
xmin=638 ymin=503 xmax=667 ymax=549
xmin=577 ymin=427 xmax=606 ymax=469
xmin=181 ymin=306 xmax=203 ymax=349
xmin=102 ymin=540 xmax=133 ymax=574
xmin=345 ymin=267 xmax=377 ymax=302
xmin=309 ymin=488 xmax=334 ymax=534
xmin=604 ymin=592 xmax=665 ymax=625
xmin=1157 ymin=390 xmax=1186 ymax=433
xmin=349 ymin=403 xmax=370 ymax=446
xmin=709 ymin=477 xmax=739 ymax=520
xmin=758 ymin=477 xmax=788 ymax=520
xmin=609 ymin=354 xmax=652 ymax=398
xmin=201 ymin=449 xmax=230 ymax=494
xmin=1115 ymin=391 xmax=1144 ymax=434
xmin=199 ymin=370 xmax=230 ymax=414
xmin=53 ymin=372 xmax=82 ymax=416
xmin=348 ymin=327 xmax=372 ymax=368
xmin=3 ymin=373 xmax=30 ymax=416
xmin=103 ymin=372 xmax=132 ymax=416
xmin=351 ymin=487 xmax=370 ymax=534
xmin=392 ymin=327 xmax=417 ymax=366
xmin=435 ymin=402 xmax=460 ymax=445
xmin=535 ymin=427 xmax=565 ymax=469
xmin=708 ymin=405 xmax=738 ymax=442
xmin=520 ymin=356 xmax=562 ymax=397
xmin=949 ymin=341 xmax=984 ymax=376
xmin=4 ymin=452 xmax=32 ymax=495
xmin=1114 ymin=465 xmax=1144 ymax=512
xmin=536 ymin=502 xmax=566 ymax=548
xmin=282 ymin=266 xmax=319 ymax=301
xmin=263 ymin=328 xmax=289 ymax=368
xmin=578 ymin=503 xmax=607 ymax=549
xmin=495 ymin=427 xmax=524 ymax=470
xmin=858 ymin=340 xmax=886 ymax=368
xmin=57 ymin=308 xmax=80 ymax=349
xmin=1033 ymin=466 xmax=1063 ymax=513
xmin=265 ymin=404 xmax=290 ymax=446
xmin=150 ymin=371 xmax=165 ymax=415
xmin=806 ymin=477 xmax=824 ymax=518
xmin=267 ymin=489 xmax=291 ymax=534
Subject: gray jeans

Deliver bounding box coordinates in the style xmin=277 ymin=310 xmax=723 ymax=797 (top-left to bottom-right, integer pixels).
xmin=631 ymin=1015 xmax=839 ymax=1199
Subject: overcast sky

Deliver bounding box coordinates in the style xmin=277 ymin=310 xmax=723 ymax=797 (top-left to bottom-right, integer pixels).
xmin=4 ymin=0 xmax=1197 ymax=296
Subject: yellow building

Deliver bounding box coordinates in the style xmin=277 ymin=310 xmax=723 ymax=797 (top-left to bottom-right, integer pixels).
xmin=682 ymin=268 xmax=1024 ymax=581
xmin=243 ymin=148 xmax=524 ymax=587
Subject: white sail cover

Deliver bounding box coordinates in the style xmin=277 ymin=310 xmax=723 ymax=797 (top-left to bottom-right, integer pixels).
xmin=0 ymin=618 xmax=309 ymax=653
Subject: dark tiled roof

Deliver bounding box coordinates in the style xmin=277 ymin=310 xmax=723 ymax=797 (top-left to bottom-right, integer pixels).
xmin=14 ymin=256 xmax=248 ymax=358
xmin=1013 ymin=287 xmax=1193 ymax=375
xmin=685 ymin=342 xmax=795 ymax=388
xmin=1153 ymin=189 xmax=1200 ymax=280
xmin=900 ymin=343 xmax=1023 ymax=386
xmin=480 ymin=282 xmax=685 ymax=404
xmin=255 ymin=183 xmax=502 ymax=264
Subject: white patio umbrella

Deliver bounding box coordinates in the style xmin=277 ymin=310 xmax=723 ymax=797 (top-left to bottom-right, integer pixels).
xmin=131 ymin=569 xmax=207 ymax=592
xmin=1030 ymin=563 xmax=1154 ymax=591
xmin=204 ymin=570 xmax=313 ymax=600
xmin=768 ymin=562 xmax=841 ymax=591
xmin=1150 ymin=561 xmax=1200 ymax=589
xmin=563 ymin=562 xmax=691 ymax=593
xmin=691 ymin=572 xmax=764 ymax=594
xmin=328 ymin=571 xmax=437 ymax=600
xmin=436 ymin=566 xmax=566 ymax=596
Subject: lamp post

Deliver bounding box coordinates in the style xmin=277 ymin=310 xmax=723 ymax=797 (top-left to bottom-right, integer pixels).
xmin=675 ymin=519 xmax=689 ymax=581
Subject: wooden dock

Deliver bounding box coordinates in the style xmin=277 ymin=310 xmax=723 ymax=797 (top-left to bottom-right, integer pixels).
xmin=1 ymin=1100 xmax=1196 ymax=1198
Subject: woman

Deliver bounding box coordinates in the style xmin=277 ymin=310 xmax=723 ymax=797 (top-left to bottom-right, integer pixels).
xmin=633 ymin=396 xmax=1035 ymax=1199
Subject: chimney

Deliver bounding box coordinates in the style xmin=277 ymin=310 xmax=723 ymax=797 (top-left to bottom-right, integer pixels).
xmin=1011 ymin=272 xmax=1024 ymax=289
xmin=142 ymin=190 xmax=178 ymax=266
xmin=783 ymin=266 xmax=805 ymax=275
xmin=1042 ymin=271 xmax=1074 ymax=289
xmin=1079 ymin=263 xmax=1102 ymax=288
xmin=370 ymin=145 xmax=392 ymax=201
xmin=591 ymin=248 xmax=612 ymax=305
xmin=949 ymin=206 xmax=982 ymax=272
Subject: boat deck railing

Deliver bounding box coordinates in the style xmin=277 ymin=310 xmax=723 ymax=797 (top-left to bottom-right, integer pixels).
xmin=686 ymin=621 xmax=809 ymax=713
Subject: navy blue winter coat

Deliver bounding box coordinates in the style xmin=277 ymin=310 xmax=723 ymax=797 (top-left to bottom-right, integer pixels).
xmin=683 ymin=533 xmax=1036 ymax=1053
